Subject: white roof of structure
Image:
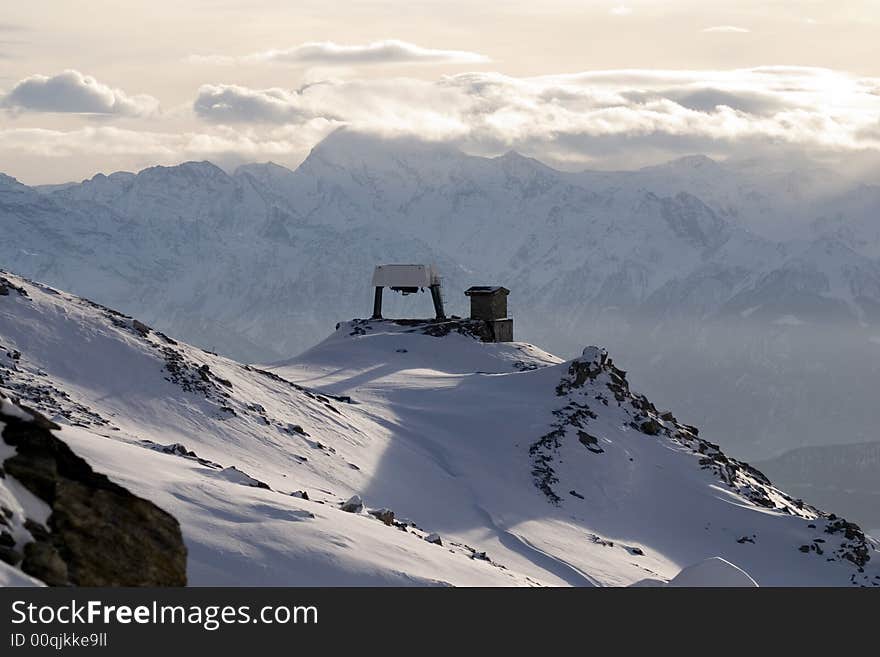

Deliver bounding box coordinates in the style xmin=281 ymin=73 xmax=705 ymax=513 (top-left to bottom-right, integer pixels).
xmin=371 ymin=264 xmax=439 ymax=288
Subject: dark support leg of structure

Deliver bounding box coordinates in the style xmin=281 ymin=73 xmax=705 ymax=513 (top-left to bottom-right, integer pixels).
xmin=372 ymin=286 xmax=384 ymax=319
xmin=430 ymin=284 xmax=446 ymax=320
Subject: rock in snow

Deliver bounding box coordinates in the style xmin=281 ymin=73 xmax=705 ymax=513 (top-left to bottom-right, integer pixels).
xmin=0 ymin=392 xmax=187 ymax=586
xmin=341 ymin=495 xmax=364 ymax=514
xmin=0 ymin=270 xmax=878 ymax=587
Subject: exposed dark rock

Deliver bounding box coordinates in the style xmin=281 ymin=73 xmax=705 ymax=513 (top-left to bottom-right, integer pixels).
xmin=220 ymin=466 xmax=270 ymax=490
xmin=577 ymin=431 xmax=604 ymax=453
xmin=530 ymin=399 xmax=601 ymax=502
xmin=1 ymin=394 xmax=187 ymax=586
xmin=24 ymin=519 xmax=50 ymax=542
xmin=424 ymin=532 xmax=442 ymax=546
xmin=0 ymin=276 xmax=29 ymax=297
xmin=132 ymin=320 xmax=151 ymax=336
xmin=22 ymin=542 xmax=68 ymax=586
xmin=824 ymin=518 xmax=871 ymax=569
xmin=640 ymin=419 xmax=662 ymax=436
xmin=0 ymin=545 xmax=21 ymax=566
xmin=141 ymin=440 xmax=222 ymax=469
xmin=588 ymin=534 xmax=614 ymax=547
xmin=369 ymin=508 xmax=395 ymax=526
xmin=341 ymin=495 xmax=364 ymax=513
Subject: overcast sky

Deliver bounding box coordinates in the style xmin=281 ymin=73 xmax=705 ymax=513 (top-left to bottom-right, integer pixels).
xmin=1 ymin=0 xmax=879 ymax=183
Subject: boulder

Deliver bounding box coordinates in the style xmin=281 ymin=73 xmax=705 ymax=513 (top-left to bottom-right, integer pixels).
xmin=369 ymin=508 xmax=395 ymax=526
xmin=1 ymin=393 xmax=187 ymax=586
xmin=640 ymin=419 xmax=662 ymax=436
xmin=341 ymin=495 xmax=364 ymax=513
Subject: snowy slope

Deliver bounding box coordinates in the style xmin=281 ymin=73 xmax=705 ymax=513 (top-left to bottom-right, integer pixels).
xmin=2 ymin=271 xmax=877 ymax=587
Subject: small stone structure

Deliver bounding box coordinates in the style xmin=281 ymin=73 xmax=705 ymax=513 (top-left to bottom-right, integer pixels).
xmin=465 ymin=286 xmax=513 ymax=342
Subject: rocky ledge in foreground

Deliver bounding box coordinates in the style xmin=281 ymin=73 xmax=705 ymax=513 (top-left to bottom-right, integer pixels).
xmin=0 ymin=392 xmax=187 ymax=586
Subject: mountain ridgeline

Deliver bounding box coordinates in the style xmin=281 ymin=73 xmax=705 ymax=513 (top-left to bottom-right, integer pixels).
xmin=2 ymin=130 xmax=880 ymax=463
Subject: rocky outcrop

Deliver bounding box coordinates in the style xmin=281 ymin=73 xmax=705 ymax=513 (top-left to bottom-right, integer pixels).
xmin=341 ymin=494 xmax=364 ymax=513
xmin=0 ymin=393 xmax=187 ymax=586
xmin=347 ymin=317 xmax=496 ymax=342
xmin=530 ymin=345 xmax=878 ymax=583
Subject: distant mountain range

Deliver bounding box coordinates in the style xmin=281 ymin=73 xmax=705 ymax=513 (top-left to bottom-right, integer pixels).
xmin=2 ymin=129 xmax=879 ymax=459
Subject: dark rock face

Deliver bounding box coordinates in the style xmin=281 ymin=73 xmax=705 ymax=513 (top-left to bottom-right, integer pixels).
xmin=0 ymin=276 xmax=29 ymax=298
xmin=1 ymin=394 xmax=187 ymax=586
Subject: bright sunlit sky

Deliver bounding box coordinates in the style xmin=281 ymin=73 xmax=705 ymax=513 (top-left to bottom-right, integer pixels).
xmin=2 ymin=0 xmax=879 ymax=183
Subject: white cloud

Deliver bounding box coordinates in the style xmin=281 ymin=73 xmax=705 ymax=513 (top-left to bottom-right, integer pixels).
xmin=188 ymin=67 xmax=880 ymax=162
xmin=1 ymin=70 xmax=158 ymax=116
xmin=6 ymin=66 xmax=880 ymax=180
xmin=702 ymin=26 xmax=751 ymax=33
xmin=609 ymin=6 xmax=633 ymax=16
xmin=193 ymin=84 xmax=332 ymax=123
xmin=189 ymin=40 xmax=490 ymax=67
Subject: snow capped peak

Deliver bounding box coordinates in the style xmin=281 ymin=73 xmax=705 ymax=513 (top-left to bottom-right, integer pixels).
xmin=494 ymin=149 xmax=543 ymax=167
xmin=579 ymin=346 xmax=608 ymax=364
xmin=85 ymin=170 xmax=135 ymax=184
xmin=302 ymin=128 xmax=461 ymax=171
xmin=138 ymin=160 xmax=229 ymax=182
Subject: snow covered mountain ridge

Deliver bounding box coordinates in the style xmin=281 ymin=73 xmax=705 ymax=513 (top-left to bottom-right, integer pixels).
xmin=2 ymin=270 xmax=878 ymax=586
xmin=2 ymin=129 xmax=880 ymax=463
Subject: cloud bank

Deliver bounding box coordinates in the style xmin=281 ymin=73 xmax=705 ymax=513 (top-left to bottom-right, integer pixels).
xmin=1 ymin=70 xmax=158 ymax=116
xmin=193 ymin=84 xmax=330 ymax=123
xmin=191 ymin=40 xmax=490 ymax=67
xmin=187 ymin=67 xmax=880 ymax=164
xmin=3 ymin=66 xmax=880 ymax=181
